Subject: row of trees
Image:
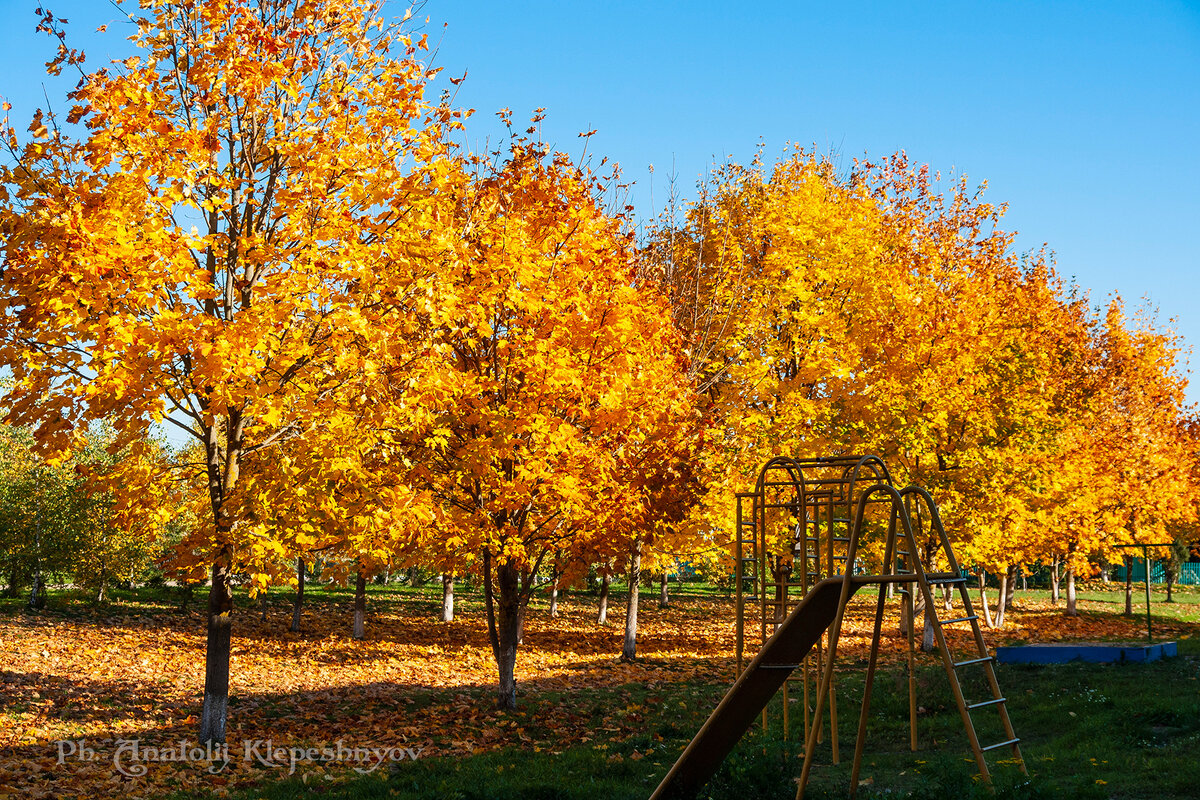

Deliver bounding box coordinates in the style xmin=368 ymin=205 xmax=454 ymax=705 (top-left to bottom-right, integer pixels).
xmin=1 ymin=0 xmax=1195 ymax=743
xmin=0 ymin=423 xmax=173 ymax=604
xmin=640 ymin=152 xmax=1198 ymax=612
xmin=1 ymin=0 xmax=703 ymax=740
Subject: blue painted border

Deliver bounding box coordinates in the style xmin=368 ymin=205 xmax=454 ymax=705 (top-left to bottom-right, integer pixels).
xmin=996 ymin=641 xmax=1177 ymax=664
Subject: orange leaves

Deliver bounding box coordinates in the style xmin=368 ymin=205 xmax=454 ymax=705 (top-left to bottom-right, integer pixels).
xmin=640 ymin=147 xmax=1197 ymax=582
xmin=2 ymin=587 xmax=1180 ymax=798
xmin=378 ymin=134 xmax=695 ymax=577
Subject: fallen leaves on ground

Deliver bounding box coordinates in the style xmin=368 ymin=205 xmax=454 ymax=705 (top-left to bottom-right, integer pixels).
xmin=0 ymin=586 xmax=1194 ymax=799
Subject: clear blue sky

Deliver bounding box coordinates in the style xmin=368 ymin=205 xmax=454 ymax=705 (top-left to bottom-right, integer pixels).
xmin=3 ymin=0 xmax=1199 ymax=405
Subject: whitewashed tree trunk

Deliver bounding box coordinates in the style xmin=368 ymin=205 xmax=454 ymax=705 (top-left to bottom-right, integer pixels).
xmin=597 ymin=571 xmax=610 ymax=625
xmin=1065 ymin=568 xmax=1078 ymax=616
xmin=440 ymin=573 xmax=455 ymax=623
xmin=290 ymin=558 xmax=304 ymax=632
xmin=622 ymin=541 xmax=642 ymax=661
xmin=353 ymin=569 xmax=366 ymax=640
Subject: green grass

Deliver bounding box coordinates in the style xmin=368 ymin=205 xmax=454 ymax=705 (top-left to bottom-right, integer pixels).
xmin=0 ymin=575 xmax=728 ymax=619
xmin=173 ymin=650 xmax=1200 ymax=800
xmin=784 ymin=652 xmax=1200 ymax=799
xmin=173 ymin=748 xmax=660 ymax=800
xmin=1018 ymin=583 xmax=1200 ymax=625
xmin=12 ymin=578 xmax=1200 ymax=798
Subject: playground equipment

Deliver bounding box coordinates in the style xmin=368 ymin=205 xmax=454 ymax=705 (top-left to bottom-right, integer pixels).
xmin=650 ymin=455 xmax=1026 ymax=800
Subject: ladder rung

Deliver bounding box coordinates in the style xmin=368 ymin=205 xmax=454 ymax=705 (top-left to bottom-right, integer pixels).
xmin=928 ymin=572 xmax=967 ymax=584
xmin=832 ymin=517 xmax=850 ymax=523
xmin=758 ymin=663 xmax=800 ymax=670
xmin=980 ymin=737 xmax=1020 ymax=752
xmin=941 ymin=615 xmax=977 ymax=625
xmin=832 ymin=536 xmax=851 ymax=542
xmin=967 ymin=697 xmax=1007 ymax=710
xmin=954 ymin=656 xmax=994 ymax=668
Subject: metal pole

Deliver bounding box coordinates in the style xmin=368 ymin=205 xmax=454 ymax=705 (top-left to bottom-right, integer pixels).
xmin=1114 ymin=543 xmax=1173 ymax=646
xmin=736 ymin=498 xmax=744 ymax=675
xmin=1144 ymin=545 xmax=1152 ymax=646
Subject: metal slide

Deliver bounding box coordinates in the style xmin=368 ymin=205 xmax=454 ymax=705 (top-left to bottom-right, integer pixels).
xmin=649 ymin=577 xmax=859 ymax=800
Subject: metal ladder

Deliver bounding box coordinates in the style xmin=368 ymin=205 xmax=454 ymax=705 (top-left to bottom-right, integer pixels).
xmin=898 ymin=551 xmax=1024 ymax=786
xmin=796 ymin=485 xmax=1026 ymax=799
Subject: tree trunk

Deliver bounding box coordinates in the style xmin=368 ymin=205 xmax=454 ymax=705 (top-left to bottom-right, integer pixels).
xmin=4 ymin=565 xmax=20 ymax=598
xmin=28 ymin=570 xmax=44 ymax=610
xmin=921 ymin=596 xmax=935 ymax=652
xmin=516 ymin=602 xmax=526 ymax=645
xmin=407 ymin=566 xmax=427 ymax=588
xmin=1020 ymin=566 xmax=1027 ymax=591
xmin=199 ymin=556 xmax=234 ymax=744
xmin=290 ymin=558 xmax=304 ymax=633
xmin=1165 ymin=550 xmax=1179 ymax=603
xmin=978 ymin=570 xmax=995 ymax=628
xmin=1050 ymin=556 xmax=1060 ymax=604
xmin=622 ymin=541 xmax=642 ymax=662
xmin=440 ymin=573 xmax=455 ymax=622
xmin=353 ymin=569 xmax=367 ymax=640
xmin=484 ymin=551 xmax=522 ymax=710
xmin=1065 ymin=567 xmax=1078 ymax=616
xmin=1125 ymin=556 xmax=1134 ymax=616
xmin=29 ymin=473 xmax=45 ymax=610
xmin=549 ymin=574 xmax=560 ymax=618
xmin=659 ymin=571 xmax=669 ymax=608
xmin=597 ymin=571 xmax=610 ymax=625
xmin=96 ymin=567 xmax=107 ymax=604
xmin=1003 ymin=565 xmax=1016 ymax=612
xmin=995 ymin=570 xmax=1008 ymax=629
xmin=770 ymin=560 xmax=791 ymax=626
xmin=259 ymin=590 xmax=268 ymax=623
xmin=198 ymin=415 xmax=244 ymax=746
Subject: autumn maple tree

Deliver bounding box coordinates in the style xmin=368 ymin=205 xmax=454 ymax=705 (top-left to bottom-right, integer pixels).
xmin=387 ymin=124 xmax=697 ymax=708
xmin=640 ymin=148 xmax=1199 ymax=625
xmin=3 ymin=0 xmax=1197 ymax=761
xmin=0 ymin=0 xmax=460 ymax=742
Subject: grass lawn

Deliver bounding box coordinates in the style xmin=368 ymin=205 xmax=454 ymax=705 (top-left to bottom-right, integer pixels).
xmin=170 ymin=643 xmax=1200 ymax=800
xmin=2 ymin=578 xmax=1199 ymax=799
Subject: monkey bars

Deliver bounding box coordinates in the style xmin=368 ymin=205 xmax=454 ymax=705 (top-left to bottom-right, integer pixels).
xmin=651 ymin=456 xmax=1025 ymax=800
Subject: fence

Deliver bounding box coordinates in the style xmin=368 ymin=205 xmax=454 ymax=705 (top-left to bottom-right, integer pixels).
xmin=1114 ymin=559 xmax=1200 ymax=585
